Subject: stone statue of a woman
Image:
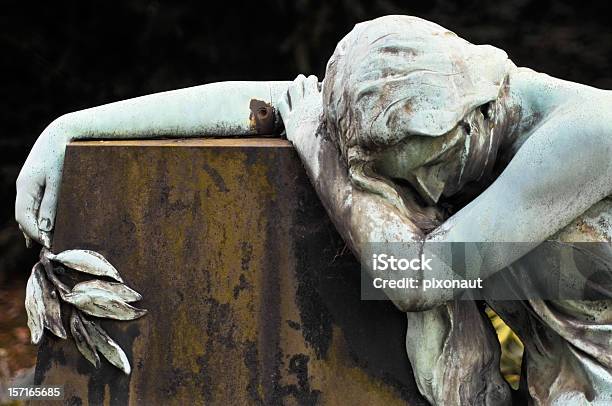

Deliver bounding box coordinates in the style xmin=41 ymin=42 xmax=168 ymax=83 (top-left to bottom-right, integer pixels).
xmin=15 ymin=15 xmax=612 ymax=405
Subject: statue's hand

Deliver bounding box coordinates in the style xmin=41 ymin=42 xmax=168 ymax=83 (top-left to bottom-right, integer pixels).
xmin=278 ymin=75 xmax=323 ymax=170
xmin=15 ymin=117 xmax=71 ymax=248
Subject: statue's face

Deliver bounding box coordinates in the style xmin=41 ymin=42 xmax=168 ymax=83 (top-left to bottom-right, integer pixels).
xmin=373 ymin=127 xmax=464 ymax=204
xmin=372 ymin=105 xmax=495 ymax=205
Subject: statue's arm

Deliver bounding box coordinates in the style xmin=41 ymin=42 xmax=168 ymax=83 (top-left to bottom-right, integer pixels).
xmin=50 ymin=81 xmax=291 ymax=139
xmin=427 ymin=106 xmax=612 ymax=273
xmin=16 ymin=81 xmax=290 ymax=247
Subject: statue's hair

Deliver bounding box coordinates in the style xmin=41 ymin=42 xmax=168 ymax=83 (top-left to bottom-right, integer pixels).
xmin=321 ymin=15 xmax=511 ymax=231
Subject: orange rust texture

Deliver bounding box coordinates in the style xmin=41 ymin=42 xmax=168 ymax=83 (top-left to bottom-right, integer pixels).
xmin=33 ymin=139 xmax=426 ymax=405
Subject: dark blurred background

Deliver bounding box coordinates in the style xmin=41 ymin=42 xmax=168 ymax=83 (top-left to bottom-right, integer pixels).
xmin=1 ymin=0 xmax=612 ymax=382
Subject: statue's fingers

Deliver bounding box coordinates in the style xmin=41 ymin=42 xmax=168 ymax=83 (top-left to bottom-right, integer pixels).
xmin=289 ymin=74 xmax=306 ymax=104
xmin=15 ymin=178 xmax=43 ymax=246
xmin=304 ymin=75 xmax=319 ymax=95
xmin=278 ymin=93 xmax=291 ymax=121
xmin=37 ymin=174 xmax=60 ymax=248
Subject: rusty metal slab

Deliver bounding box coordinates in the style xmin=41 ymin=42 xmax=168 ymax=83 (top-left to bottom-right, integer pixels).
xmin=32 ymin=138 xmax=426 ymax=405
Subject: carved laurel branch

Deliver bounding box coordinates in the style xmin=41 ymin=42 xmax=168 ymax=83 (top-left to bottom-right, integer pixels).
xmin=25 ymin=248 xmax=147 ymax=374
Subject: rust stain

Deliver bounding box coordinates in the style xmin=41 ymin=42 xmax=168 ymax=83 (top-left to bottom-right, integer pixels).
xmin=249 ymin=99 xmax=276 ymax=135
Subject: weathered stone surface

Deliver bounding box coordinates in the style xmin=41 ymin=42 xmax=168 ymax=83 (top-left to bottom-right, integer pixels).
xmin=33 ymin=138 xmax=426 ymax=405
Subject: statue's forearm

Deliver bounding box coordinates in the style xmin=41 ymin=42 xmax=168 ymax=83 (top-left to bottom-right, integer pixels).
xmin=293 ymin=132 xmax=457 ymax=311
xmin=296 ymin=134 xmax=359 ymax=250
xmin=291 ymin=130 xmax=419 ymax=252
xmin=426 ymin=106 xmax=612 ymax=277
xmin=55 ymin=81 xmax=291 ymax=140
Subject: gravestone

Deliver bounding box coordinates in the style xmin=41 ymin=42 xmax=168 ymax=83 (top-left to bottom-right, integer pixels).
xmin=33 ymin=138 xmax=426 ymax=405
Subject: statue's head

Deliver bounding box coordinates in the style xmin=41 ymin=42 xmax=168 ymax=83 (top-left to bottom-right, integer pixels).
xmin=322 ymin=16 xmax=512 ymax=229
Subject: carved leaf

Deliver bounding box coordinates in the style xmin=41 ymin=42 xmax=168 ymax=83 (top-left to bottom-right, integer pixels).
xmin=26 ymin=263 xmax=67 ymax=341
xmin=82 ymin=318 xmax=131 ymax=374
xmin=25 ymin=263 xmax=45 ymax=344
xmin=69 ymin=310 xmax=100 ymax=368
xmin=63 ymin=290 xmax=147 ymax=320
xmin=71 ymin=280 xmax=142 ymax=303
xmin=45 ymin=250 xmax=123 ymax=282
xmin=37 ymin=270 xmax=66 ymax=339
